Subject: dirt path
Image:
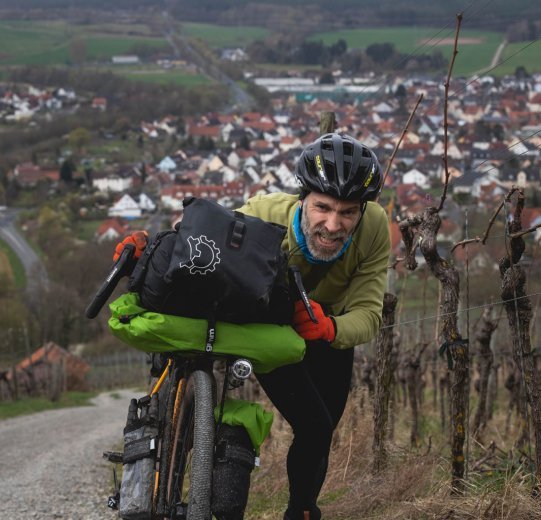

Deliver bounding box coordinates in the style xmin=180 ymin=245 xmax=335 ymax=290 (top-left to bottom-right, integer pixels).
xmin=0 ymin=390 xmax=142 ymax=519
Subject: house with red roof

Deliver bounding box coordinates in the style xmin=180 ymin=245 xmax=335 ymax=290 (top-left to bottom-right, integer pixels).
xmin=187 ymin=124 xmax=222 ymax=143
xmin=92 ymin=97 xmax=107 ymax=111
xmin=4 ymin=342 xmax=90 ymax=395
xmin=95 ymin=217 xmax=128 ymax=243
xmin=12 ymin=163 xmax=59 ymax=188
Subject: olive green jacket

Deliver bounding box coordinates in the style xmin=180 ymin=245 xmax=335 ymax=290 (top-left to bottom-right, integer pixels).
xmin=237 ymin=193 xmax=391 ymax=349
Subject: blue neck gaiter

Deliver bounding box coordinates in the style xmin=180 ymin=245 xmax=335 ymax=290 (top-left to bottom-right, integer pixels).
xmin=292 ymin=205 xmax=352 ymax=265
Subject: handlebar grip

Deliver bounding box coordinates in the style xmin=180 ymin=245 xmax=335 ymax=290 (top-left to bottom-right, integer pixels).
xmin=85 ymin=244 xmax=135 ymax=319
xmin=288 ymin=265 xmax=318 ymax=323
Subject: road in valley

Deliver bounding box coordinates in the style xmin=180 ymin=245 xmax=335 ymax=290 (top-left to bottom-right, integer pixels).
xmin=0 ymin=208 xmax=48 ymax=290
xmin=161 ymin=7 xmax=254 ymax=112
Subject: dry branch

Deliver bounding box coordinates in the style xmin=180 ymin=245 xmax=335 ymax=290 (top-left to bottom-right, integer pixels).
xmin=438 ymin=12 xmax=463 ymax=212
xmin=381 ymin=93 xmax=424 ymax=190
xmin=510 ymin=223 xmax=541 ymax=240
xmin=451 ymin=187 xmax=520 ymax=252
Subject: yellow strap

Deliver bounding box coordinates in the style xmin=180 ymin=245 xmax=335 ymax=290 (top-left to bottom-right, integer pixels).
xmin=151 ymin=359 xmax=172 ymax=396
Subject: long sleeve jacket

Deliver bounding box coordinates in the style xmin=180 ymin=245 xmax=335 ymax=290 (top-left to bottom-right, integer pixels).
xmin=237 ymin=193 xmax=391 ymax=349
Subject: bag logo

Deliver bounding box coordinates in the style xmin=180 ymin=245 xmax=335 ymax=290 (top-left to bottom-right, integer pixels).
xmin=179 ymin=235 xmax=221 ymax=275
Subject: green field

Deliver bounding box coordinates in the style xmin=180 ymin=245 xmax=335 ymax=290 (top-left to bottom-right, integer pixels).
xmin=310 ymin=27 xmax=505 ymax=76
xmin=182 ymin=22 xmax=269 ymax=48
xmin=0 ymin=237 xmax=26 ymax=289
xmin=1 ymin=18 xmax=536 ymax=82
xmin=0 ymin=19 xmax=169 ymax=66
xmin=495 ymin=40 xmax=541 ymax=76
xmin=117 ymin=69 xmax=211 ymax=86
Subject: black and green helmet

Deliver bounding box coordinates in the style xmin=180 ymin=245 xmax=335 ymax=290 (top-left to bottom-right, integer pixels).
xmin=294 ymin=133 xmax=382 ymax=201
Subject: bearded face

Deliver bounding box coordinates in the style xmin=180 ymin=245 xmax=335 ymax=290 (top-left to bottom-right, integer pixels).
xmin=300 ymin=192 xmax=361 ymax=261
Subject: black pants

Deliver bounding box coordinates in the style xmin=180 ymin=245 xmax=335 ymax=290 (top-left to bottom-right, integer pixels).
xmin=256 ymin=340 xmax=354 ymax=512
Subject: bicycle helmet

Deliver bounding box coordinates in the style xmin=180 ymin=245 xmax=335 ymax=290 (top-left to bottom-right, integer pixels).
xmin=294 ymin=133 xmax=382 ymax=201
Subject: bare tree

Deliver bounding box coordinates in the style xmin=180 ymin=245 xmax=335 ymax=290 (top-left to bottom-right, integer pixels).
xmin=499 ymin=188 xmax=541 ymax=488
xmin=472 ymin=307 xmax=498 ymax=441
xmin=372 ymin=293 xmax=398 ymax=472
xmin=398 ymin=13 xmax=468 ymax=493
xmin=406 ymin=343 xmax=429 ymax=447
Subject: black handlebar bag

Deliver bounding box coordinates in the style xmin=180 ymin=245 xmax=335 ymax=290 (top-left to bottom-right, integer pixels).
xmin=130 ymin=197 xmax=291 ymax=325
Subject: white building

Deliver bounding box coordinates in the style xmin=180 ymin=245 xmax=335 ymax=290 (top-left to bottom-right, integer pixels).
xmin=138 ymin=193 xmax=157 ymax=213
xmin=111 ymin=55 xmax=140 ymax=65
xmin=403 ymin=168 xmax=430 ymax=189
xmin=158 ymin=156 xmax=177 ymax=173
xmin=92 ymin=174 xmax=133 ymax=193
xmin=108 ymin=194 xmax=142 ymax=219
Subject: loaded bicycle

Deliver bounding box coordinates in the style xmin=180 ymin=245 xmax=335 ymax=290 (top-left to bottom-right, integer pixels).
xmin=86 ymin=228 xmax=313 ymax=520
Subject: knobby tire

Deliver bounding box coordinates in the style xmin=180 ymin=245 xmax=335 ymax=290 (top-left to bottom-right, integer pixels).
xmin=167 ymin=370 xmax=215 ymax=520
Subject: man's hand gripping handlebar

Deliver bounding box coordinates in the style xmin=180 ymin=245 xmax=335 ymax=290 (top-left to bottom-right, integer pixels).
xmin=288 ymin=265 xmax=317 ymax=322
xmin=288 ymin=265 xmax=336 ymax=343
xmin=85 ymin=244 xmax=136 ymax=319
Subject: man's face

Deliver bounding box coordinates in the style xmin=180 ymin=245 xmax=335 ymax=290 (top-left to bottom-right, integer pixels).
xmin=300 ymin=192 xmax=362 ymax=261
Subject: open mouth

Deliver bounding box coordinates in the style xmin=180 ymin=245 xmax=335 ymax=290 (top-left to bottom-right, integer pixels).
xmin=316 ymin=233 xmax=344 ymax=250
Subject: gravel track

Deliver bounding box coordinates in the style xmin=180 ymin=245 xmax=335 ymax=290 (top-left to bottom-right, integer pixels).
xmin=0 ymin=390 xmax=142 ymax=520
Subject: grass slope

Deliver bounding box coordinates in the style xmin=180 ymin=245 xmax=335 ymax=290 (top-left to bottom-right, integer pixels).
xmin=182 ymin=22 xmax=270 ymax=48
xmin=0 ymin=20 xmax=169 ymax=66
xmin=0 ymin=237 xmax=26 ymax=288
xmin=116 ymin=69 xmax=211 ymax=86
xmin=245 ymin=389 xmax=541 ymax=518
xmin=0 ymin=391 xmax=96 ymax=420
xmin=497 ymin=40 xmax=541 ymax=75
xmin=310 ymin=27 xmax=505 ymax=76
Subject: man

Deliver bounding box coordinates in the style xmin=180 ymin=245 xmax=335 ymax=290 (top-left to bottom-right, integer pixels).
xmin=237 ymin=133 xmax=390 ymax=520
xmin=114 ymin=133 xmax=390 ymax=519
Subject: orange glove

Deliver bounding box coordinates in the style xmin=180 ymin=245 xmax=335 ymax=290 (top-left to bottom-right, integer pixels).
xmin=113 ymin=230 xmax=148 ymax=262
xmin=292 ymin=299 xmax=336 ymax=342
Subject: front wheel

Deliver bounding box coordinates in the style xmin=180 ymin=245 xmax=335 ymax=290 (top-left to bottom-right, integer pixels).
xmin=167 ymin=370 xmax=215 ymax=520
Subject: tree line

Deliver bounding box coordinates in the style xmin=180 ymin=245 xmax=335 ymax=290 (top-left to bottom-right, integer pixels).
xmin=247 ymin=38 xmax=447 ymax=74
xmin=1 ymin=0 xmax=540 ymax=33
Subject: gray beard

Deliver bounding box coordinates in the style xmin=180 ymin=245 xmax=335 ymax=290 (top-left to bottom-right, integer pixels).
xmin=300 ymin=209 xmax=349 ymax=262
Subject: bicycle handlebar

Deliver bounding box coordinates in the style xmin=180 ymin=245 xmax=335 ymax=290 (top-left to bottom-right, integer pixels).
xmin=288 ymin=265 xmax=318 ymax=323
xmin=85 ymin=244 xmax=135 ymax=319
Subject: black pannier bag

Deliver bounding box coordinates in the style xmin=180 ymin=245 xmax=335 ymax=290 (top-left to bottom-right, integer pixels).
xmin=211 ymin=424 xmax=256 ymax=520
xmin=129 ymin=197 xmax=293 ymax=325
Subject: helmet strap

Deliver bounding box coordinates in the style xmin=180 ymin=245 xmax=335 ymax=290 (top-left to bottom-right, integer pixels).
xmin=298 ymin=188 xmax=310 ymax=200
xmin=352 ymin=201 xmax=368 ymax=234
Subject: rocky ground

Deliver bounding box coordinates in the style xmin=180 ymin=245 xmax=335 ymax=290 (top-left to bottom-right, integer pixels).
xmin=0 ymin=390 xmax=141 ymax=519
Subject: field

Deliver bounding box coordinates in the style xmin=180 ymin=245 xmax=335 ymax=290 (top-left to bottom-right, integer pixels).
xmin=0 ymin=250 xmax=13 ymax=284
xmin=182 ymin=22 xmax=270 ymax=48
xmin=0 ymin=19 xmax=169 ymax=66
xmin=0 ymin=19 xmax=269 ymax=65
xmin=115 ymin=68 xmax=211 ymax=86
xmin=496 ymin=40 xmax=541 ymax=76
xmin=0 ymin=237 xmax=25 ymax=289
xmin=310 ymin=27 xmax=506 ymax=76
xmin=4 ymin=18 xmax=536 ymax=80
